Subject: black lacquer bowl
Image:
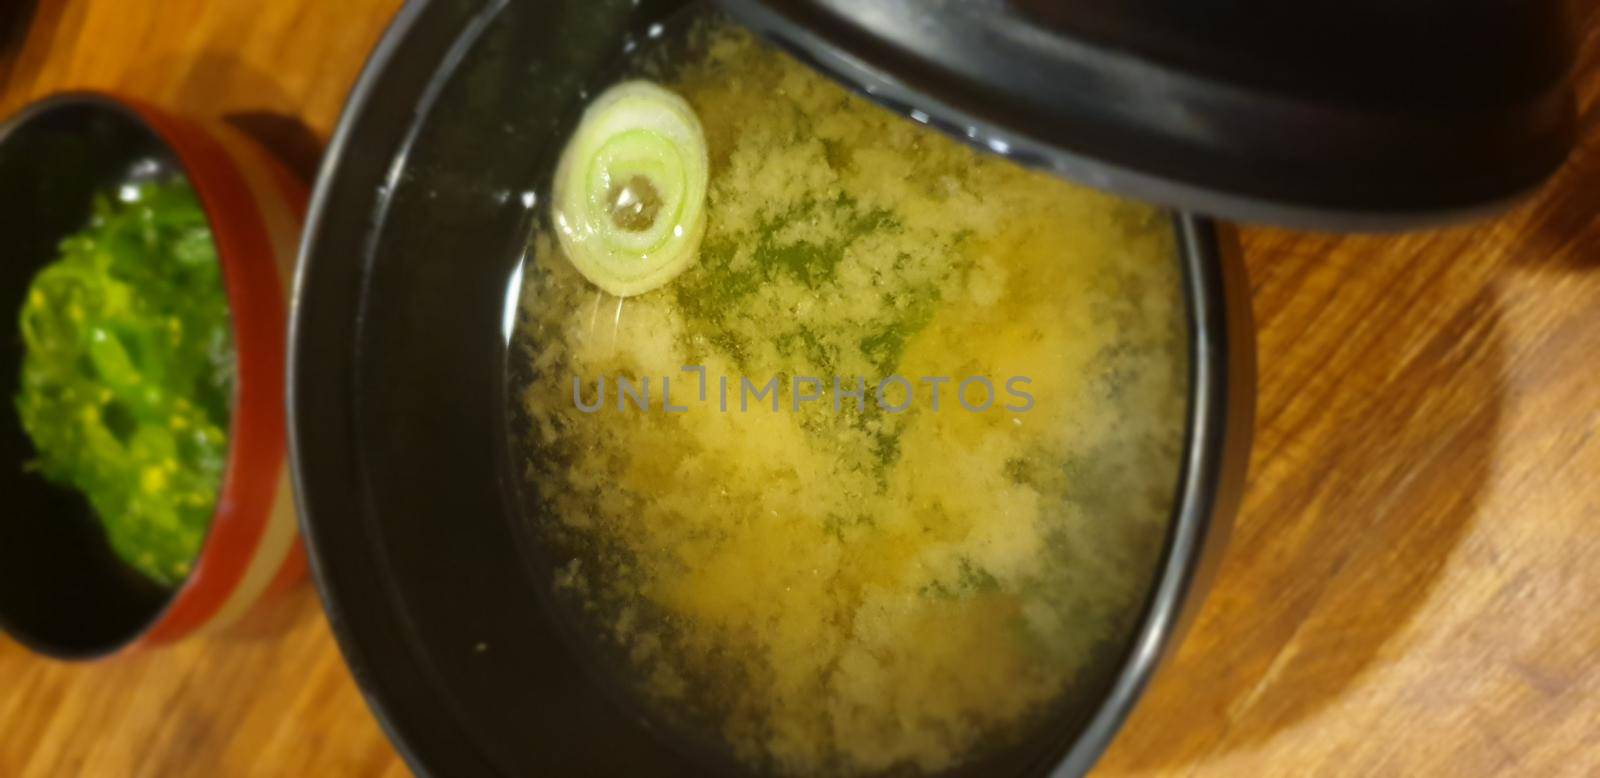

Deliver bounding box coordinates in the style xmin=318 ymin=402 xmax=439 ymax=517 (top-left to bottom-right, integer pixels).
xmin=290 ymin=1 xmax=1255 ymax=775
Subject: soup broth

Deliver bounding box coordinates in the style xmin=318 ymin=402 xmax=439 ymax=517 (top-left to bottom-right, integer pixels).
xmin=513 ymin=18 xmax=1188 ymax=776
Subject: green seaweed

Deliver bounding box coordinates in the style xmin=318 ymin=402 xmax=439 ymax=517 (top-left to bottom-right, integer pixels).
xmin=920 ymin=557 xmax=1002 ymax=600
xmin=672 ymin=193 xmax=897 ymax=369
xmin=14 ymin=181 xmax=231 ymax=586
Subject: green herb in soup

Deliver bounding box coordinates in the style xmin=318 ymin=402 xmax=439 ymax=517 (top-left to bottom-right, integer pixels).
xmin=15 ymin=181 xmax=232 ymax=587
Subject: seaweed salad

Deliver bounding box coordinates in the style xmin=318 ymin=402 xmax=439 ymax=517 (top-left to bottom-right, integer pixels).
xmin=15 ymin=180 xmax=232 ymax=587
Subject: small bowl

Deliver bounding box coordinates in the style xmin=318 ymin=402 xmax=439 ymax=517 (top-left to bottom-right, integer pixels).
xmin=0 ymin=93 xmax=307 ymax=658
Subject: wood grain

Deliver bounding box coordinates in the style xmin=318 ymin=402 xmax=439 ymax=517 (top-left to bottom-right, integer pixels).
xmin=2 ymin=1 xmax=1597 ymax=776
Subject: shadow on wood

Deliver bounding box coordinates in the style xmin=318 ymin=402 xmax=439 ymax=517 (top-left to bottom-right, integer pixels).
xmin=1100 ymin=242 xmax=1510 ymax=771
xmin=125 ymin=50 xmax=324 ymax=179
xmin=222 ymin=111 xmax=322 ymax=185
xmin=0 ymin=1 xmax=37 ymax=62
xmin=0 ymin=0 xmax=61 ymax=94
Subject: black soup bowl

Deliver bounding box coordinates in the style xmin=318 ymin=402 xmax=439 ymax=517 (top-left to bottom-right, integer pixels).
xmin=291 ymin=0 xmax=1255 ymax=775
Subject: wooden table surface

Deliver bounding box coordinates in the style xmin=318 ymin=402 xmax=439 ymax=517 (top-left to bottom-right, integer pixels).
xmin=1 ymin=1 xmax=1597 ymax=776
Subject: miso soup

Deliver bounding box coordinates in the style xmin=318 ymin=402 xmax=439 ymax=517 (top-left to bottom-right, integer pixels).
xmin=512 ymin=16 xmax=1188 ymax=777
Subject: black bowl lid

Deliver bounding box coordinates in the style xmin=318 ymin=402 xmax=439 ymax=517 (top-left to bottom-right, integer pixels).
xmin=715 ymin=0 xmax=1578 ymax=230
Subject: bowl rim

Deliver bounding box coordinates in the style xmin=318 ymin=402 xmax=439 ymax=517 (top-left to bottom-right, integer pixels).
xmin=0 ymin=91 xmax=294 ymax=657
xmin=289 ymin=1 xmax=1257 ymax=775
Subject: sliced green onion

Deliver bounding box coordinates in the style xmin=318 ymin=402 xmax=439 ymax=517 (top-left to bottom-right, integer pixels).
xmin=551 ymin=80 xmax=709 ymax=297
